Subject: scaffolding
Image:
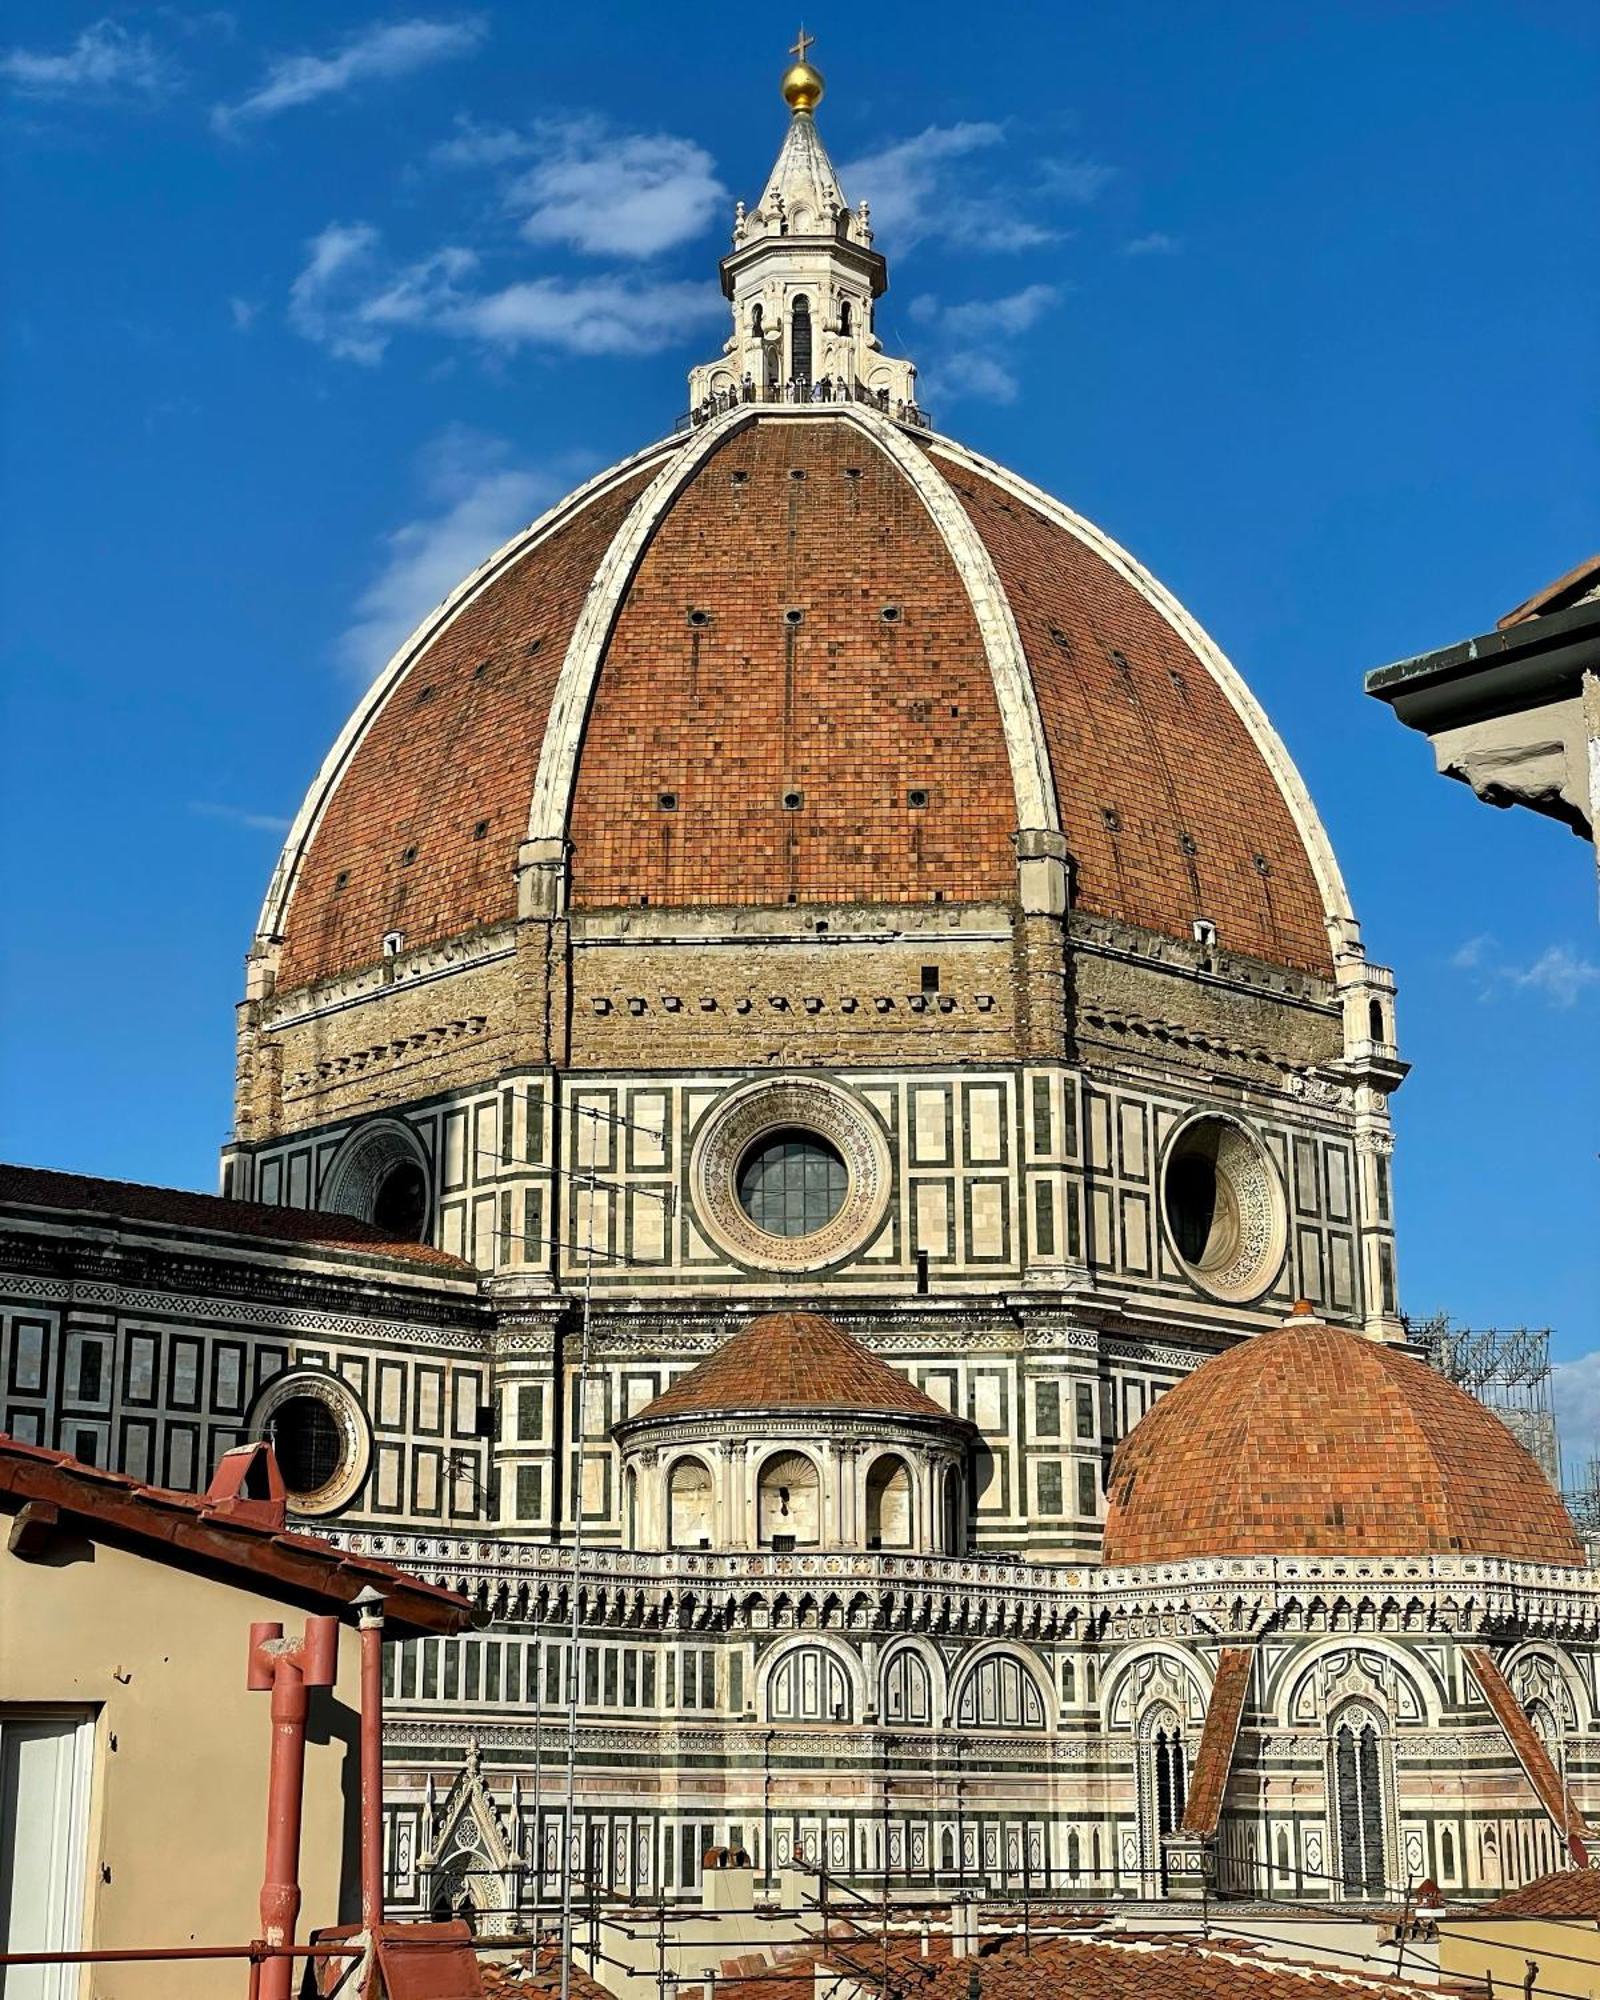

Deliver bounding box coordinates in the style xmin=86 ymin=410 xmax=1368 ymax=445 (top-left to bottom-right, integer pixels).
xmin=1411 ymin=1315 xmax=1561 ymax=1489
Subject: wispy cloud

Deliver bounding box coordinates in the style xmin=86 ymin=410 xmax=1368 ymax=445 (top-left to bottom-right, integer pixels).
xmin=909 ymin=284 xmax=1062 ymax=405
xmin=839 ymin=124 xmax=1110 ymax=256
xmin=1124 ymin=230 xmax=1180 ymax=257
xmin=228 ymin=296 xmax=260 ymax=331
xmin=288 ymin=219 xmax=721 ymax=365
xmin=191 ymin=800 xmax=291 ymax=834
xmin=337 ymin=428 xmax=579 ymax=681
xmin=1 ymin=19 xmax=181 ymax=101
xmin=1453 ymin=935 xmax=1600 ymax=1009
xmin=213 ymin=16 xmax=485 ymax=130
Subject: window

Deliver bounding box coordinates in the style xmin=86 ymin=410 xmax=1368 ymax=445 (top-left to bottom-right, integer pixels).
xmin=1036 ymin=1382 xmax=1060 ymax=1438
xmin=373 ymin=1159 xmax=428 ymax=1241
xmin=1074 ymin=1383 xmax=1095 ymax=1440
xmin=736 ymin=1130 xmax=847 ymax=1238
xmin=1076 ymin=1460 xmax=1098 ymax=1517
xmin=1139 ymin=1706 xmax=1188 ymax=1891
xmin=1037 ymin=1462 xmax=1063 ymax=1514
xmin=1332 ymin=1705 xmax=1388 ymax=1898
xmin=838 ymin=298 xmax=852 ymax=335
xmin=790 ymin=295 xmax=812 ymax=380
xmin=271 ymin=1396 xmax=343 ymax=1493
xmin=515 ymin=1464 xmax=541 ymax=1520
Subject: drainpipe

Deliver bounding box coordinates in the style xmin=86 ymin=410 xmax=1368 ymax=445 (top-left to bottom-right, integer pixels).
xmin=353 ymin=1586 xmax=387 ymax=1930
xmin=249 ymin=1614 xmax=339 ymax=2000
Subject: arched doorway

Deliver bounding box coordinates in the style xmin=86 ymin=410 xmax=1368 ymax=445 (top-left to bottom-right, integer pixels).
xmin=865 ymin=1454 xmax=913 ymax=1549
xmin=758 ymin=1450 xmax=819 ymax=1546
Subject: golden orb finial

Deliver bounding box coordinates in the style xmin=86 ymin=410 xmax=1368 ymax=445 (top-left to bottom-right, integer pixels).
xmin=781 ymin=25 xmax=824 ymax=114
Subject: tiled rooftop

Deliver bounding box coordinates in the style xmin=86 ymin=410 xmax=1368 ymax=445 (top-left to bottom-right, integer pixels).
xmin=624 ymin=1312 xmax=967 ymax=1426
xmin=1102 ymin=1314 xmax=1585 ymax=1569
xmin=0 ymin=1162 xmax=472 ymax=1273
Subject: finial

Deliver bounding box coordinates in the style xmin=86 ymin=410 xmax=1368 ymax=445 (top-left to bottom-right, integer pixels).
xmin=781 ymin=25 xmax=824 ymax=114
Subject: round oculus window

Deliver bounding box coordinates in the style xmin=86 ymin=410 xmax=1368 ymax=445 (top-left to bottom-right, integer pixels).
xmin=689 ymin=1078 xmax=892 ymax=1274
xmin=736 ymin=1128 xmax=848 ymax=1239
xmin=271 ymin=1395 xmax=345 ymax=1494
xmin=249 ymin=1371 xmax=371 ymax=1516
xmin=372 ymin=1158 xmax=428 ymax=1242
xmin=1160 ymin=1113 xmax=1287 ymax=1303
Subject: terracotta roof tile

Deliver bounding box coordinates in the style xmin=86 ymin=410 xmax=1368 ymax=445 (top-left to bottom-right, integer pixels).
xmin=1464 ymin=1646 xmax=1592 ymax=1860
xmin=0 ymin=1434 xmax=470 ymax=1634
xmin=1182 ymin=1646 xmax=1255 ymax=1838
xmin=0 ymin=1162 xmax=473 ymax=1273
xmin=1477 ymin=1865 xmax=1600 ymax=1917
xmin=1102 ymin=1316 xmax=1584 ymax=1569
xmin=622 ymin=1312 xmax=966 ymax=1427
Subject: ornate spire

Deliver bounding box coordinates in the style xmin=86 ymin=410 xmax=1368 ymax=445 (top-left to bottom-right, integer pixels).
xmin=686 ymin=35 xmax=920 ymax=423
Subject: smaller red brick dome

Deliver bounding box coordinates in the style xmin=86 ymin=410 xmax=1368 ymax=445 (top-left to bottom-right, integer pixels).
xmin=621 ymin=1311 xmax=965 ymax=1428
xmin=1102 ymin=1313 xmax=1584 ymax=1569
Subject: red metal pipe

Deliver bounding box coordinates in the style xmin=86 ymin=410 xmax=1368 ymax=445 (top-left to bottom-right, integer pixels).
xmin=354 ymin=1586 xmax=387 ymax=1931
xmin=249 ymin=1616 xmax=338 ymax=2000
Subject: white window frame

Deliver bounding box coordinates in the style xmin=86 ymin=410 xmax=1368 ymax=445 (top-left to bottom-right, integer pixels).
xmin=0 ymin=1705 xmax=96 ymax=2000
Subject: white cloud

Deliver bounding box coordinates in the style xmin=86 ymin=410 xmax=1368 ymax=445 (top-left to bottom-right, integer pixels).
xmin=1453 ymin=935 xmax=1600 ymax=1010
xmin=1124 ymin=230 xmax=1180 ymax=257
xmin=228 ymin=296 xmax=260 ymax=331
xmin=1 ymin=19 xmax=180 ymax=100
xmin=907 ymin=285 xmax=1061 ymax=406
xmin=508 ymin=120 xmax=725 ymax=259
xmin=288 ymin=220 xmax=722 ymax=363
xmin=213 ymin=16 xmax=484 ymax=129
xmin=429 ymin=116 xmax=533 ymax=169
xmin=190 ymin=800 xmax=291 ymax=834
xmin=337 ymin=429 xmax=574 ymax=681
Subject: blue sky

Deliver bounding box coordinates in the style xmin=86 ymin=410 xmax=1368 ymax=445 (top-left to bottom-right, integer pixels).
xmin=1 ymin=6 xmax=1596 ymax=1435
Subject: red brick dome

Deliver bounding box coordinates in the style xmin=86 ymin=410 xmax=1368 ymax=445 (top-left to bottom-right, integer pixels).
xmin=261 ymin=410 xmax=1345 ymax=993
xmin=1102 ymin=1315 xmax=1585 ymax=1569
xmin=620 ymin=1311 xmax=964 ymax=1428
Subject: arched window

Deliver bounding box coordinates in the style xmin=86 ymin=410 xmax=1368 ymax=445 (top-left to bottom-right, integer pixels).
xmin=882 ymin=1648 xmax=931 ymax=1725
xmin=791 ymin=295 xmax=812 ymax=383
xmin=1061 ymin=1658 xmax=1076 ymax=1705
xmin=1440 ymin=1827 xmax=1456 ymax=1881
xmin=668 ymin=1456 xmax=713 ymax=1549
xmin=865 ymin=1454 xmax=913 ymax=1549
xmin=768 ymin=1645 xmax=850 ymax=1722
xmin=751 ymin=302 xmax=764 ymax=336
xmin=623 ymin=1465 xmax=638 ymax=1548
xmin=838 ymin=298 xmax=852 ymax=335
xmin=1368 ymin=997 xmax=1384 ymax=1042
xmin=1066 ymin=1828 xmax=1081 ymax=1880
xmin=1525 ymin=1698 xmax=1559 ymax=1753
xmin=1139 ymin=1704 xmax=1188 ymax=1890
xmin=1332 ymin=1703 xmax=1388 ymax=1898
xmin=1275 ymin=1827 xmax=1291 ymax=1879
xmin=758 ymin=1450 xmax=819 ymax=1546
xmin=954 ymin=1654 xmax=1046 ymax=1731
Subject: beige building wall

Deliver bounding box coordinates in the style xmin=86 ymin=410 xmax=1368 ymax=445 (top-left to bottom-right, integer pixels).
xmin=1440 ymin=1914 xmax=1600 ymax=1999
xmin=1 ymin=1535 xmax=365 ymax=2000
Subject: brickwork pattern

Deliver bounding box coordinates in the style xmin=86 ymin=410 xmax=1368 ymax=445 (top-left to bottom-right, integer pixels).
xmin=943 ymin=463 xmax=1334 ymax=976
xmin=276 ymin=469 xmax=656 ymax=991
xmin=566 ymin=420 xmax=1018 ymax=910
xmin=1101 ymin=1319 xmax=1585 ymax=1567
xmin=630 ymin=1310 xmax=960 ymax=1423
